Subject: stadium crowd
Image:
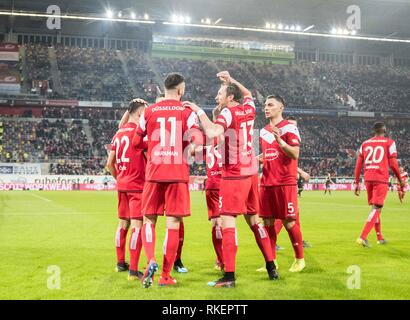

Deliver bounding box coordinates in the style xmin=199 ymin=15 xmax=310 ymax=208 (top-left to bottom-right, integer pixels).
xmin=1 ymin=114 xmax=408 ymax=177
xmin=22 ymin=44 xmax=410 ymax=113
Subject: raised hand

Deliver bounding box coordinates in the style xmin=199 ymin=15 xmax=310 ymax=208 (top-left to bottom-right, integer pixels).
xmin=216 ymin=71 xmax=231 ymax=84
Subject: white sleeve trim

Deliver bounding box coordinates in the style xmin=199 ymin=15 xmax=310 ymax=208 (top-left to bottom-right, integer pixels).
xmin=139 ymin=110 xmax=146 ymax=133
xmin=244 ymin=97 xmax=256 ymax=110
xmin=187 ymin=111 xmax=199 ymax=129
xmin=389 ymin=141 xmax=397 ymax=156
xmin=280 ymin=124 xmax=301 ymax=142
xmin=219 ymin=108 xmax=233 ymax=127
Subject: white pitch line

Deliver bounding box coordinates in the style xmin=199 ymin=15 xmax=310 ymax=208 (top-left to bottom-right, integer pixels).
xmin=30 ymin=193 xmax=52 ymax=202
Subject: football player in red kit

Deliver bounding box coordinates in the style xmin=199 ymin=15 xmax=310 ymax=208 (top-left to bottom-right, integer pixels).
xmin=354 ymin=122 xmax=405 ymax=247
xmin=134 ymin=73 xmax=201 ymax=288
xmin=186 ymin=71 xmax=278 ymax=287
xmin=106 ymin=100 xmax=147 ymax=280
xmin=155 ymin=93 xmax=188 ymax=274
xmin=258 ymin=95 xmax=305 ymax=273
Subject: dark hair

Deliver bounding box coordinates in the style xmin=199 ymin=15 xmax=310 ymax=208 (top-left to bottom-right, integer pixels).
xmin=287 ymin=115 xmax=297 ymax=121
xmin=373 ymin=122 xmax=386 ymax=134
xmin=128 ymin=100 xmax=146 ymax=114
xmin=225 ymin=83 xmax=242 ymax=102
xmin=267 ymin=94 xmax=286 ymax=106
xmin=164 ymin=73 xmax=185 ymax=90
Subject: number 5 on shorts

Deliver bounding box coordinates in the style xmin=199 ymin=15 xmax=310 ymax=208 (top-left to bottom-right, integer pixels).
xmin=288 ymin=202 xmax=295 ymax=214
xmin=219 ymin=197 xmax=223 ymax=209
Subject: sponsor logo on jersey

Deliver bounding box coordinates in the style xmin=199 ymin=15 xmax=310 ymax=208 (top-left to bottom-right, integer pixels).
xmin=264 ymin=148 xmax=279 ymax=160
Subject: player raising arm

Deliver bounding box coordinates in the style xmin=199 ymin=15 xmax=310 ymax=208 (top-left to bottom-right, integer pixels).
xmin=186 ymin=71 xmax=278 ymax=288
xmin=354 ymin=122 xmax=404 ymax=247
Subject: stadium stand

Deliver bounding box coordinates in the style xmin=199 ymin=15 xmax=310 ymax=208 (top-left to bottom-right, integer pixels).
xmin=20 ymin=44 xmax=410 ymax=112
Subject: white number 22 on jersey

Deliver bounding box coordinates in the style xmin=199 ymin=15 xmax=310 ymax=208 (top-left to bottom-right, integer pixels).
xmin=114 ymin=136 xmax=130 ymax=164
xmin=364 ymin=146 xmax=384 ymax=164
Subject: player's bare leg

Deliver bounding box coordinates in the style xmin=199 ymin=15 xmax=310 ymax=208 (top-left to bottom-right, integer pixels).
xmin=283 ymin=218 xmax=305 ymax=272
xmin=211 ymin=217 xmax=224 ymax=271
xmin=141 ymin=215 xmax=158 ymax=288
xmin=159 ymin=216 xmax=181 ymax=286
xmin=128 ymin=218 xmax=143 ymax=281
xmin=244 ymin=214 xmax=279 ymax=280
xmin=115 ymin=219 xmax=130 ymax=272
xmin=208 ymin=215 xmax=236 ymax=288
xmin=357 ymin=205 xmax=382 ymax=248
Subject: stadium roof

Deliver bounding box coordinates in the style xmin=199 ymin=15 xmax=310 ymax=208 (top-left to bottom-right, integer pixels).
xmin=2 ymin=0 xmax=410 ymax=38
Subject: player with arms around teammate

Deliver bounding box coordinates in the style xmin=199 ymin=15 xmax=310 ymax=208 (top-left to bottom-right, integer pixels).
xmin=354 ymin=122 xmax=405 ymax=247
xmin=259 ymin=95 xmax=305 ymax=272
xmin=134 ymin=73 xmax=201 ymax=288
xmin=106 ymin=100 xmax=147 ymax=280
xmin=186 ymin=71 xmax=278 ymax=287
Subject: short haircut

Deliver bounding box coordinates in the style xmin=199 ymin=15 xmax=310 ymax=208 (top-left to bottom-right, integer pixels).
xmin=164 ymin=73 xmax=185 ymax=90
xmin=225 ymin=83 xmax=242 ymax=103
xmin=373 ymin=122 xmax=386 ymax=134
xmin=267 ymin=94 xmax=286 ymax=106
xmin=128 ymin=100 xmax=146 ymax=114
xmin=287 ymin=115 xmax=297 ymax=121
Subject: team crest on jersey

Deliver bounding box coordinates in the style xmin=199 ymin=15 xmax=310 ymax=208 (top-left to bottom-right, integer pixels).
xmin=264 ymin=148 xmax=279 ymax=161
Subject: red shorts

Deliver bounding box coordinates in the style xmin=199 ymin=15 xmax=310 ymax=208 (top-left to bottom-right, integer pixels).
xmin=365 ymin=182 xmax=388 ymax=206
xmin=219 ymin=175 xmax=259 ymax=216
xmin=142 ymin=182 xmax=190 ymax=217
xmin=206 ymin=189 xmax=221 ymax=220
xmin=259 ymin=185 xmax=298 ymax=220
xmin=117 ymin=191 xmax=143 ymax=220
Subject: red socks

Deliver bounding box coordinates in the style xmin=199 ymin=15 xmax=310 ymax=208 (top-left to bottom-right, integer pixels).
xmin=222 ymin=228 xmax=238 ymax=273
xmin=162 ymin=228 xmax=180 ymax=276
xmin=129 ymin=227 xmax=142 ymax=272
xmin=251 ymin=223 xmax=274 ymax=262
xmin=212 ymin=226 xmax=224 ymax=266
xmin=374 ymin=215 xmax=383 ymax=240
xmin=286 ymin=223 xmax=304 ymax=259
xmin=274 ymin=219 xmax=283 ymax=235
xmin=175 ymin=221 xmax=184 ymax=261
xmin=141 ymin=222 xmax=156 ymax=263
xmin=360 ymin=209 xmax=380 ymax=240
xmin=115 ymin=227 xmax=128 ymax=264
xmin=265 ymin=225 xmax=277 ymax=260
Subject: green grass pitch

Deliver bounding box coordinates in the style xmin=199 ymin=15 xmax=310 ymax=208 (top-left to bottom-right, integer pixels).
xmin=0 ymin=190 xmax=409 ymax=300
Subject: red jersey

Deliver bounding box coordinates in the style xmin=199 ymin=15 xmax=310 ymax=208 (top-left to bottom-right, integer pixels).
xmin=136 ymin=99 xmax=200 ymax=182
xmin=259 ymin=120 xmax=301 ymax=186
xmin=357 ymin=137 xmax=397 ymax=183
xmin=204 ymin=145 xmax=222 ymax=190
xmin=111 ymin=122 xmax=146 ymax=191
xmin=214 ymin=96 xmax=258 ymax=178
